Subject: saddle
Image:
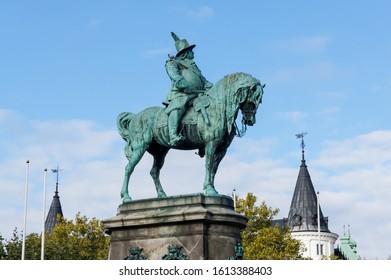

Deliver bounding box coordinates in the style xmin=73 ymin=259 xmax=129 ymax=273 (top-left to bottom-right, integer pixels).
xmin=157 ymin=94 xmax=210 ymax=128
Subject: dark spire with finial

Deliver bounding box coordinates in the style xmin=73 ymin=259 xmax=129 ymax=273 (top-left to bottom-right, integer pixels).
xmin=296 ymin=132 xmax=307 ymax=165
xmin=286 ymin=133 xmax=330 ymax=232
xmin=44 ymin=165 xmax=63 ymax=234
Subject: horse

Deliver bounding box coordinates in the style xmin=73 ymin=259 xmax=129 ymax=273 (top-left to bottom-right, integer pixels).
xmin=117 ymin=72 xmax=264 ymax=203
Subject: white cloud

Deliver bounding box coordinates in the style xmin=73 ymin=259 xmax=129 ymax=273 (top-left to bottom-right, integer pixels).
xmin=0 ymin=113 xmax=122 ymax=239
xmin=271 ymin=35 xmax=331 ymax=54
xmin=370 ymin=84 xmax=383 ymax=93
xmin=318 ymin=89 xmax=350 ymax=99
xmin=272 ymin=61 xmax=346 ymax=85
xmin=277 ymin=110 xmax=308 ymax=123
xmin=186 ymin=6 xmax=214 ymax=22
xmin=289 ymin=35 xmax=331 ymax=54
xmin=1 ymin=112 xmax=390 ymax=259
xmin=318 ymin=106 xmax=341 ymax=115
xmin=311 ymin=130 xmax=391 ymax=259
xmin=0 ymin=109 xmax=13 ymax=122
xmin=87 ymin=19 xmax=102 ymax=30
xmin=316 ymin=130 xmax=391 ymax=167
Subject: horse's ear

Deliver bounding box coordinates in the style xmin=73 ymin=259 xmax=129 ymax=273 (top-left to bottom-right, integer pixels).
xmin=236 ymin=88 xmax=247 ymax=104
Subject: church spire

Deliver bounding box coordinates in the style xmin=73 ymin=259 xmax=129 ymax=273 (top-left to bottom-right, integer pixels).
xmin=44 ymin=165 xmax=63 ymax=234
xmin=286 ymin=133 xmax=330 ymax=232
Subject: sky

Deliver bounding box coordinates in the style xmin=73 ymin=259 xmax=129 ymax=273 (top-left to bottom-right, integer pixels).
xmin=0 ymin=1 xmax=390 ymax=260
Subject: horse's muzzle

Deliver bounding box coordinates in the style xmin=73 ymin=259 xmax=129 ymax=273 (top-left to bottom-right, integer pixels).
xmin=244 ymin=116 xmax=256 ymax=126
xmin=246 ymin=120 xmax=255 ymax=126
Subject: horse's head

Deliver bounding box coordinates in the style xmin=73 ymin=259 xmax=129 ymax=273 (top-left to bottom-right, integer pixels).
xmin=239 ymin=83 xmax=264 ymax=126
xmin=216 ymin=72 xmax=265 ymax=135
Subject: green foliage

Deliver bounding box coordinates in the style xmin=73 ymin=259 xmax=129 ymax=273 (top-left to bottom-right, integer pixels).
xmin=25 ymin=233 xmax=41 ymax=260
xmin=0 ymin=233 xmax=7 ymax=259
xmin=0 ymin=213 xmax=110 ymax=260
xmin=44 ymin=213 xmax=110 ymax=260
xmin=236 ymin=193 xmax=305 ymax=260
xmin=321 ymin=254 xmax=340 ymax=260
xmin=3 ymin=228 xmax=23 ymax=260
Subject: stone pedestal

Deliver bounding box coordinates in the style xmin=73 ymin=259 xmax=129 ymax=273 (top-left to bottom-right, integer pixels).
xmin=102 ymin=193 xmax=247 ymax=260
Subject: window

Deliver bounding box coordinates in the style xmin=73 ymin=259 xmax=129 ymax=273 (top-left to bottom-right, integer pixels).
xmin=316 ymin=244 xmax=324 ymax=255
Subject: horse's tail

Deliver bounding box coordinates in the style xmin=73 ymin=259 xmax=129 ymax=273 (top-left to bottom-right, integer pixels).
xmin=117 ymin=112 xmax=135 ymax=142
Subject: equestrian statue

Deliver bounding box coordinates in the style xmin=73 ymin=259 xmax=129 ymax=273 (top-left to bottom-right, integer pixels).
xmin=117 ymin=32 xmax=265 ymax=202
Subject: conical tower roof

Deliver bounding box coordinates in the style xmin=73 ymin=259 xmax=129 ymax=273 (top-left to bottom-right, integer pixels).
xmin=44 ymin=189 xmax=63 ymax=234
xmin=286 ymin=135 xmax=329 ymax=232
xmin=44 ymin=166 xmax=63 ymax=234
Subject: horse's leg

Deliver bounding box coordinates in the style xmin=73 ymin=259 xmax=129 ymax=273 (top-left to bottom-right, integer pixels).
xmin=148 ymin=146 xmax=169 ymax=198
xmin=203 ymin=132 xmax=235 ymax=196
xmin=120 ymin=160 xmax=133 ymax=202
xmin=203 ymin=141 xmax=219 ymax=196
xmin=209 ymin=146 xmax=229 ymax=189
xmin=120 ymin=143 xmax=147 ymax=203
xmin=209 ymin=133 xmax=235 ymax=186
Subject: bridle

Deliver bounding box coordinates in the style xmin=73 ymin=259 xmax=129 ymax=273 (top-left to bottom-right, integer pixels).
xmin=234 ymin=119 xmax=247 ymax=138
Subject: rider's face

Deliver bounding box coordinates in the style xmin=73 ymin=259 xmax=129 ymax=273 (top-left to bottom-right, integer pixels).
xmin=186 ymin=50 xmax=194 ymax=59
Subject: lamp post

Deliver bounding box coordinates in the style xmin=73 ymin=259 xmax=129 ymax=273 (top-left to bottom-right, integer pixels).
xmin=21 ymin=160 xmax=30 ymax=260
xmin=233 ymin=188 xmax=237 ymax=210
xmin=41 ymin=168 xmax=48 ymax=260
xmin=317 ymin=191 xmax=321 ymax=259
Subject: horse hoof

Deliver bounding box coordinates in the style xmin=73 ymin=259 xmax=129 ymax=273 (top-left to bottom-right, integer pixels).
xmin=157 ymin=191 xmax=167 ymax=198
xmin=121 ymin=194 xmax=132 ymax=203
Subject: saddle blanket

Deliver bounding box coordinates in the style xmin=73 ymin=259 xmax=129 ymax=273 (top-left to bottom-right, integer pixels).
xmin=156 ymin=107 xmax=198 ymax=129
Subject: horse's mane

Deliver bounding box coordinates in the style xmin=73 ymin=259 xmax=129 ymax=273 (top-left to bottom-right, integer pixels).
xmin=206 ymin=72 xmax=261 ymax=134
xmin=214 ymin=72 xmax=260 ymax=93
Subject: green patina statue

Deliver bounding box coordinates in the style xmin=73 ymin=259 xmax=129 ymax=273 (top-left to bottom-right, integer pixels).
xmin=124 ymin=246 xmax=148 ymax=260
xmin=226 ymin=242 xmax=245 ymax=260
xmin=161 ymin=245 xmax=189 ymax=260
xmin=164 ymin=32 xmax=213 ymax=146
xmin=117 ymin=32 xmax=265 ymax=203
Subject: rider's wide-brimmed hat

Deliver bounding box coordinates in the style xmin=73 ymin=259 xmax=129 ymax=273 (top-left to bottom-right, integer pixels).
xmin=171 ymin=32 xmax=196 ymax=57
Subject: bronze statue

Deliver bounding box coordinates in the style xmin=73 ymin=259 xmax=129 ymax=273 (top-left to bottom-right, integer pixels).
xmin=117 ymin=33 xmax=264 ymax=203
xmin=123 ymin=246 xmax=148 ymax=260
xmin=227 ymin=242 xmax=245 ymax=260
xmin=161 ymin=245 xmax=188 ymax=260
xmin=164 ymin=32 xmax=213 ymax=146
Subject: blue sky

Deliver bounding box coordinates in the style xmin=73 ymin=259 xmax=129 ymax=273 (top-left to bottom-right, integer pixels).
xmin=1 ymin=1 xmax=390 ymax=259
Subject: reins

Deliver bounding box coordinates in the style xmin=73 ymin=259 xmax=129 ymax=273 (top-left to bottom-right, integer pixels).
xmin=234 ymin=119 xmax=247 ymax=138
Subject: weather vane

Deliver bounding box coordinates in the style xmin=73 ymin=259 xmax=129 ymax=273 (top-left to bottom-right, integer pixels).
xmin=295 ymin=132 xmax=307 ymax=150
xmin=51 ymin=164 xmax=63 ymax=194
xmin=295 ymin=132 xmax=308 ymax=161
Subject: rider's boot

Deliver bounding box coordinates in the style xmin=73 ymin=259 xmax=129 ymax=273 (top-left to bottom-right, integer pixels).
xmin=168 ymin=110 xmax=184 ymax=146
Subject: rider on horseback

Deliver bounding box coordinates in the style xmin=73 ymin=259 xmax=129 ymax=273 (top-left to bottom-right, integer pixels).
xmin=163 ymin=32 xmax=213 ymax=146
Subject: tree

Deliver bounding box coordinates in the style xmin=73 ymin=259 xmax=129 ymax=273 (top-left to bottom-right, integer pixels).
xmin=44 ymin=213 xmax=110 ymax=260
xmin=0 ymin=229 xmax=42 ymax=260
xmin=3 ymin=228 xmax=23 ymax=260
xmin=25 ymin=233 xmax=42 ymax=259
xmin=0 ymin=213 xmax=110 ymax=260
xmin=0 ymin=233 xmax=7 ymax=259
xmin=235 ymin=192 xmax=305 ymax=260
